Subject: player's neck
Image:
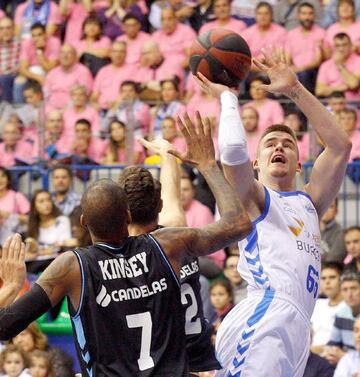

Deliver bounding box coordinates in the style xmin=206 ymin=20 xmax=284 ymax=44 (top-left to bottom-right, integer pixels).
xmin=259 ymin=175 xmax=296 ymax=193
xmin=128 ymin=221 xmax=158 ymax=236
xmin=91 ymin=230 xmax=129 ymax=245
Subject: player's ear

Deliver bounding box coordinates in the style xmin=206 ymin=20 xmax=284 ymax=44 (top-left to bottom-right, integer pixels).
xmin=158 ymin=199 xmax=163 ymax=214
xmin=296 ymin=161 xmax=302 ymax=173
xmin=80 ymin=214 xmax=87 ymax=228
xmin=253 ymin=158 xmax=260 ymax=172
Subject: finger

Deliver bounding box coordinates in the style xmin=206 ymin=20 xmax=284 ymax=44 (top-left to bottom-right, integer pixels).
xmin=196 ymin=72 xmax=211 ymax=85
xmin=252 ymin=58 xmax=268 ymax=72
xmin=193 ymin=75 xmax=208 ymax=92
xmin=1 ymin=235 xmax=11 ymax=262
xmin=12 ymin=234 xmax=22 ymax=260
xmin=195 ymin=111 xmax=205 ymax=137
xmin=203 ymin=116 xmax=212 ymax=138
xmin=168 ymin=150 xmax=198 ymax=165
xmin=279 ymin=47 xmax=286 ymax=64
xmin=19 ymin=241 xmax=26 ymax=264
xmin=183 ymin=112 xmax=197 ymax=137
xmin=138 ymin=138 xmax=155 ymax=151
xmin=176 ymin=116 xmax=191 ymax=140
xmin=261 ymin=46 xmax=276 ymax=67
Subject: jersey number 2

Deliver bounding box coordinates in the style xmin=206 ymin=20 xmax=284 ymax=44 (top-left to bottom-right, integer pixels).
xmin=126 ymin=312 xmax=154 ymax=371
xmin=306 ymin=265 xmax=319 ymax=299
xmin=181 ymin=283 xmax=201 ymax=335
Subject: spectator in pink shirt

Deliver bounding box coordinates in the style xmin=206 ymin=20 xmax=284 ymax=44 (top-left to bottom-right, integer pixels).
xmin=324 ymin=0 xmax=360 ymax=56
xmin=161 ymin=116 xmax=186 ymax=154
xmin=70 ymin=118 xmax=107 ymax=163
xmin=316 ymin=33 xmax=360 ymax=101
xmin=242 ymin=2 xmax=287 ymax=61
xmin=180 ymin=175 xmax=226 ymax=268
xmin=14 ymin=0 xmax=61 ymax=40
xmin=60 ymin=0 xmax=92 ymax=44
xmin=105 ymin=80 xmax=151 ymax=138
xmin=71 ymin=14 xmax=112 ymax=77
xmin=0 ymin=10 xmax=4 ymax=19
xmin=243 ymin=76 xmax=284 ymax=131
xmin=241 ymin=107 xmax=262 ymax=162
xmin=136 ymin=40 xmax=185 ymax=101
xmin=283 ymin=110 xmax=311 ymax=163
xmin=338 ymin=108 xmax=360 ymax=161
xmin=199 ymin=0 xmax=246 ymax=35
xmin=152 ymin=8 xmax=196 ymax=68
xmin=285 ymin=3 xmax=325 ymax=93
xmin=117 ymin=13 xmax=151 ymax=65
xmin=90 ymin=40 xmax=137 ymax=111
xmin=101 ymin=118 xmax=144 ymax=165
xmin=0 ymin=122 xmax=35 ymax=167
xmin=14 ymin=23 xmax=60 ymax=103
xmin=43 ymin=44 xmax=93 ymax=110
xmin=63 ymin=85 xmax=100 ymax=137
xmin=152 ymin=78 xmax=186 ymax=139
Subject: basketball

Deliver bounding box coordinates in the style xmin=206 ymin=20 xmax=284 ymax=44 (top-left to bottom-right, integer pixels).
xmin=189 ymin=28 xmax=252 ymax=87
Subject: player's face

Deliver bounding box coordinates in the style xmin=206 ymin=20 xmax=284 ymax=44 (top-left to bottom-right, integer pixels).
xmin=3 ymin=352 xmax=24 ymax=377
xmin=12 ymin=329 xmax=35 ymax=352
xmin=254 ymin=131 xmax=300 ymax=179
xmin=224 ymin=256 xmax=242 ymax=286
xmin=30 ymin=356 xmax=48 ymax=377
xmin=320 ymin=268 xmax=341 ymax=299
xmin=210 ymin=285 xmax=231 ymax=310
xmin=341 ymin=281 xmax=360 ymax=308
xmin=345 ymin=230 xmax=360 ymax=259
xmin=353 ymin=319 xmax=360 ymax=350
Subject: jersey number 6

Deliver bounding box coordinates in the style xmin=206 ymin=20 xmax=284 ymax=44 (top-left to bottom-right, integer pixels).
xmin=306 ymin=264 xmax=319 ymax=299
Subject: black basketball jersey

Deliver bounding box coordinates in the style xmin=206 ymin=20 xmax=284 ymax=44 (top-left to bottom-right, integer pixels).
xmin=68 ymin=234 xmax=188 ymax=377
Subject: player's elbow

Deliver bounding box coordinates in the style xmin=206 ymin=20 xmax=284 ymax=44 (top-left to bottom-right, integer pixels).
xmin=230 ymin=213 xmax=253 ymax=241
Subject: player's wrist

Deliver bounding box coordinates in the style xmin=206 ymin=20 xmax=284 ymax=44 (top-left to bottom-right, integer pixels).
xmin=282 ymin=80 xmax=302 ymax=100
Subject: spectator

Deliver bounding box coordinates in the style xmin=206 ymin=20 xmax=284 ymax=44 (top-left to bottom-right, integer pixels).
xmin=101 ymin=118 xmax=144 ymax=165
xmin=283 ymin=110 xmax=311 ymax=163
xmin=334 ymin=315 xmax=360 ymax=376
xmin=63 ymin=85 xmax=100 ymax=137
xmin=243 ymin=76 xmax=285 ymax=131
xmin=71 ymin=14 xmax=111 ymax=77
xmin=274 ymin=0 xmax=323 ymax=30
xmin=14 ymin=0 xmax=61 ymax=40
xmin=344 ymin=227 xmax=360 ymax=272
xmin=322 ymin=0 xmax=360 ymax=28
xmin=152 ymin=78 xmax=186 ymax=139
xmin=71 ymin=118 xmax=107 ymax=163
xmin=97 ymin=0 xmax=145 ymax=41
xmin=285 ymin=2 xmax=325 ymax=93
xmin=135 ymin=40 xmax=185 ymax=100
xmin=25 ymin=189 xmax=72 ymax=258
xmin=241 ymin=106 xmax=262 ymax=161
xmin=316 ymin=33 xmax=360 ymax=101
xmin=116 ymin=13 xmax=150 ymax=65
xmin=326 ymin=271 xmax=360 ymax=365
xmin=180 ymin=175 xmax=225 ymax=268
xmin=68 ymin=205 xmax=92 ymax=248
xmin=0 ymin=17 xmax=21 ymax=102
xmin=223 ymin=254 xmax=248 ymax=304
xmin=51 ymin=165 xmax=81 ymax=217
xmin=189 ymin=0 xmax=214 ymax=32
xmin=29 ymin=350 xmax=55 ymax=377
xmin=43 ymin=44 xmax=93 ymax=110
xmin=230 ymin=0 xmax=277 ymax=26
xmin=90 ymin=41 xmax=136 ymax=112
xmin=0 ymin=122 xmax=35 ymax=168
xmin=199 ymin=0 xmax=246 ymax=34
xmin=324 ymin=0 xmax=360 ymax=54
xmin=152 ymin=8 xmax=196 ymax=67
xmin=312 ymin=262 xmax=345 ymax=354
xmin=327 ymin=91 xmax=347 ymax=118
xmin=338 ymin=108 xmax=360 ymax=162
xmin=161 ymin=116 xmax=186 ymax=154
xmin=104 ymin=80 xmax=151 ymax=138
xmin=43 ymin=110 xmax=73 ymax=158
xmin=320 ymin=198 xmax=347 ymax=263
xmin=11 ymin=322 xmax=74 ymax=377
xmin=60 ymin=0 xmax=92 ymax=44
xmin=242 ymin=1 xmax=287 ymax=60
xmin=0 ymin=344 xmax=31 ymax=377
xmin=0 ymin=167 xmax=30 ymax=245
xmin=14 ymin=23 xmax=60 ymax=103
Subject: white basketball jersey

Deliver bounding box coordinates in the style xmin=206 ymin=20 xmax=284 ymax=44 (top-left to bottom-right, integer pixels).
xmin=238 ymin=187 xmax=321 ymax=319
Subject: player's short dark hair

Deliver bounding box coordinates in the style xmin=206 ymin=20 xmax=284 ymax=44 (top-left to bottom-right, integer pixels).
xmin=52 ymin=164 xmax=73 ymax=179
xmin=340 ymin=270 xmax=360 ymax=285
xmin=298 ymin=2 xmax=314 ymax=10
xmin=81 ymin=179 xmax=129 ymax=238
xmin=344 ymin=226 xmax=360 ymax=236
xmin=118 ymin=166 xmax=162 ymax=225
xmin=122 ymin=13 xmax=141 ymax=23
xmin=334 ymin=32 xmax=351 ymax=43
xmin=256 ymin=1 xmax=273 ymax=13
xmin=24 ymin=80 xmax=43 ymax=94
xmin=75 ymin=118 xmax=91 ymax=129
xmin=322 ymin=261 xmax=344 ymax=275
xmin=30 ymin=22 xmax=46 ymax=33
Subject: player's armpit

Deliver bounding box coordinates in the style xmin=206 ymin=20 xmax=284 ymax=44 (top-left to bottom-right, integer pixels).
xmin=36 ymin=251 xmax=81 ymax=308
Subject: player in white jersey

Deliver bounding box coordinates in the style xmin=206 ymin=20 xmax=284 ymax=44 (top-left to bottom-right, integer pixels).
xmin=194 ymin=46 xmax=352 ymax=376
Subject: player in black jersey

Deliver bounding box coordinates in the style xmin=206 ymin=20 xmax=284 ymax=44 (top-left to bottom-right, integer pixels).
xmin=0 ymin=113 xmax=253 ymax=377
xmin=118 ymin=138 xmax=222 ymax=375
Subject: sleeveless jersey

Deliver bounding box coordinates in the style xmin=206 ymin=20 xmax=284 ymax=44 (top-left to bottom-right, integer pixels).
xmin=68 ymin=234 xmax=188 ymax=377
xmin=238 ymin=187 xmax=321 ymax=319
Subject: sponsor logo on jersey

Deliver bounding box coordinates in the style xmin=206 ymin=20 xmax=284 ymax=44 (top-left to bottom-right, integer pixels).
xmin=288 ymin=217 xmax=305 ymax=237
xmin=305 ymin=203 xmax=316 ymax=214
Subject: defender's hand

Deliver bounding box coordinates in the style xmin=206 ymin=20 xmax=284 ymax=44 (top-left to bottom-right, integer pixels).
xmin=139 ymin=138 xmax=176 ymax=157
xmin=194 ymin=72 xmax=235 ymax=98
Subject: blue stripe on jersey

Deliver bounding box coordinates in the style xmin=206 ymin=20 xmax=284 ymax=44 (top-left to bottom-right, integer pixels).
xmin=275 ymin=190 xmax=315 ymax=207
xmin=72 ymin=316 xmax=93 ymax=377
xmin=252 ymin=187 xmax=270 ymax=226
xmin=148 ymin=234 xmax=181 ymax=287
xmin=227 ymin=289 xmax=275 ymax=377
xmin=72 ymin=250 xmax=85 ymax=319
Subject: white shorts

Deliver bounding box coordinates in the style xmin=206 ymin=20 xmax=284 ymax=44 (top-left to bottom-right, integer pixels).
xmin=215 ymin=290 xmax=311 ymax=377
